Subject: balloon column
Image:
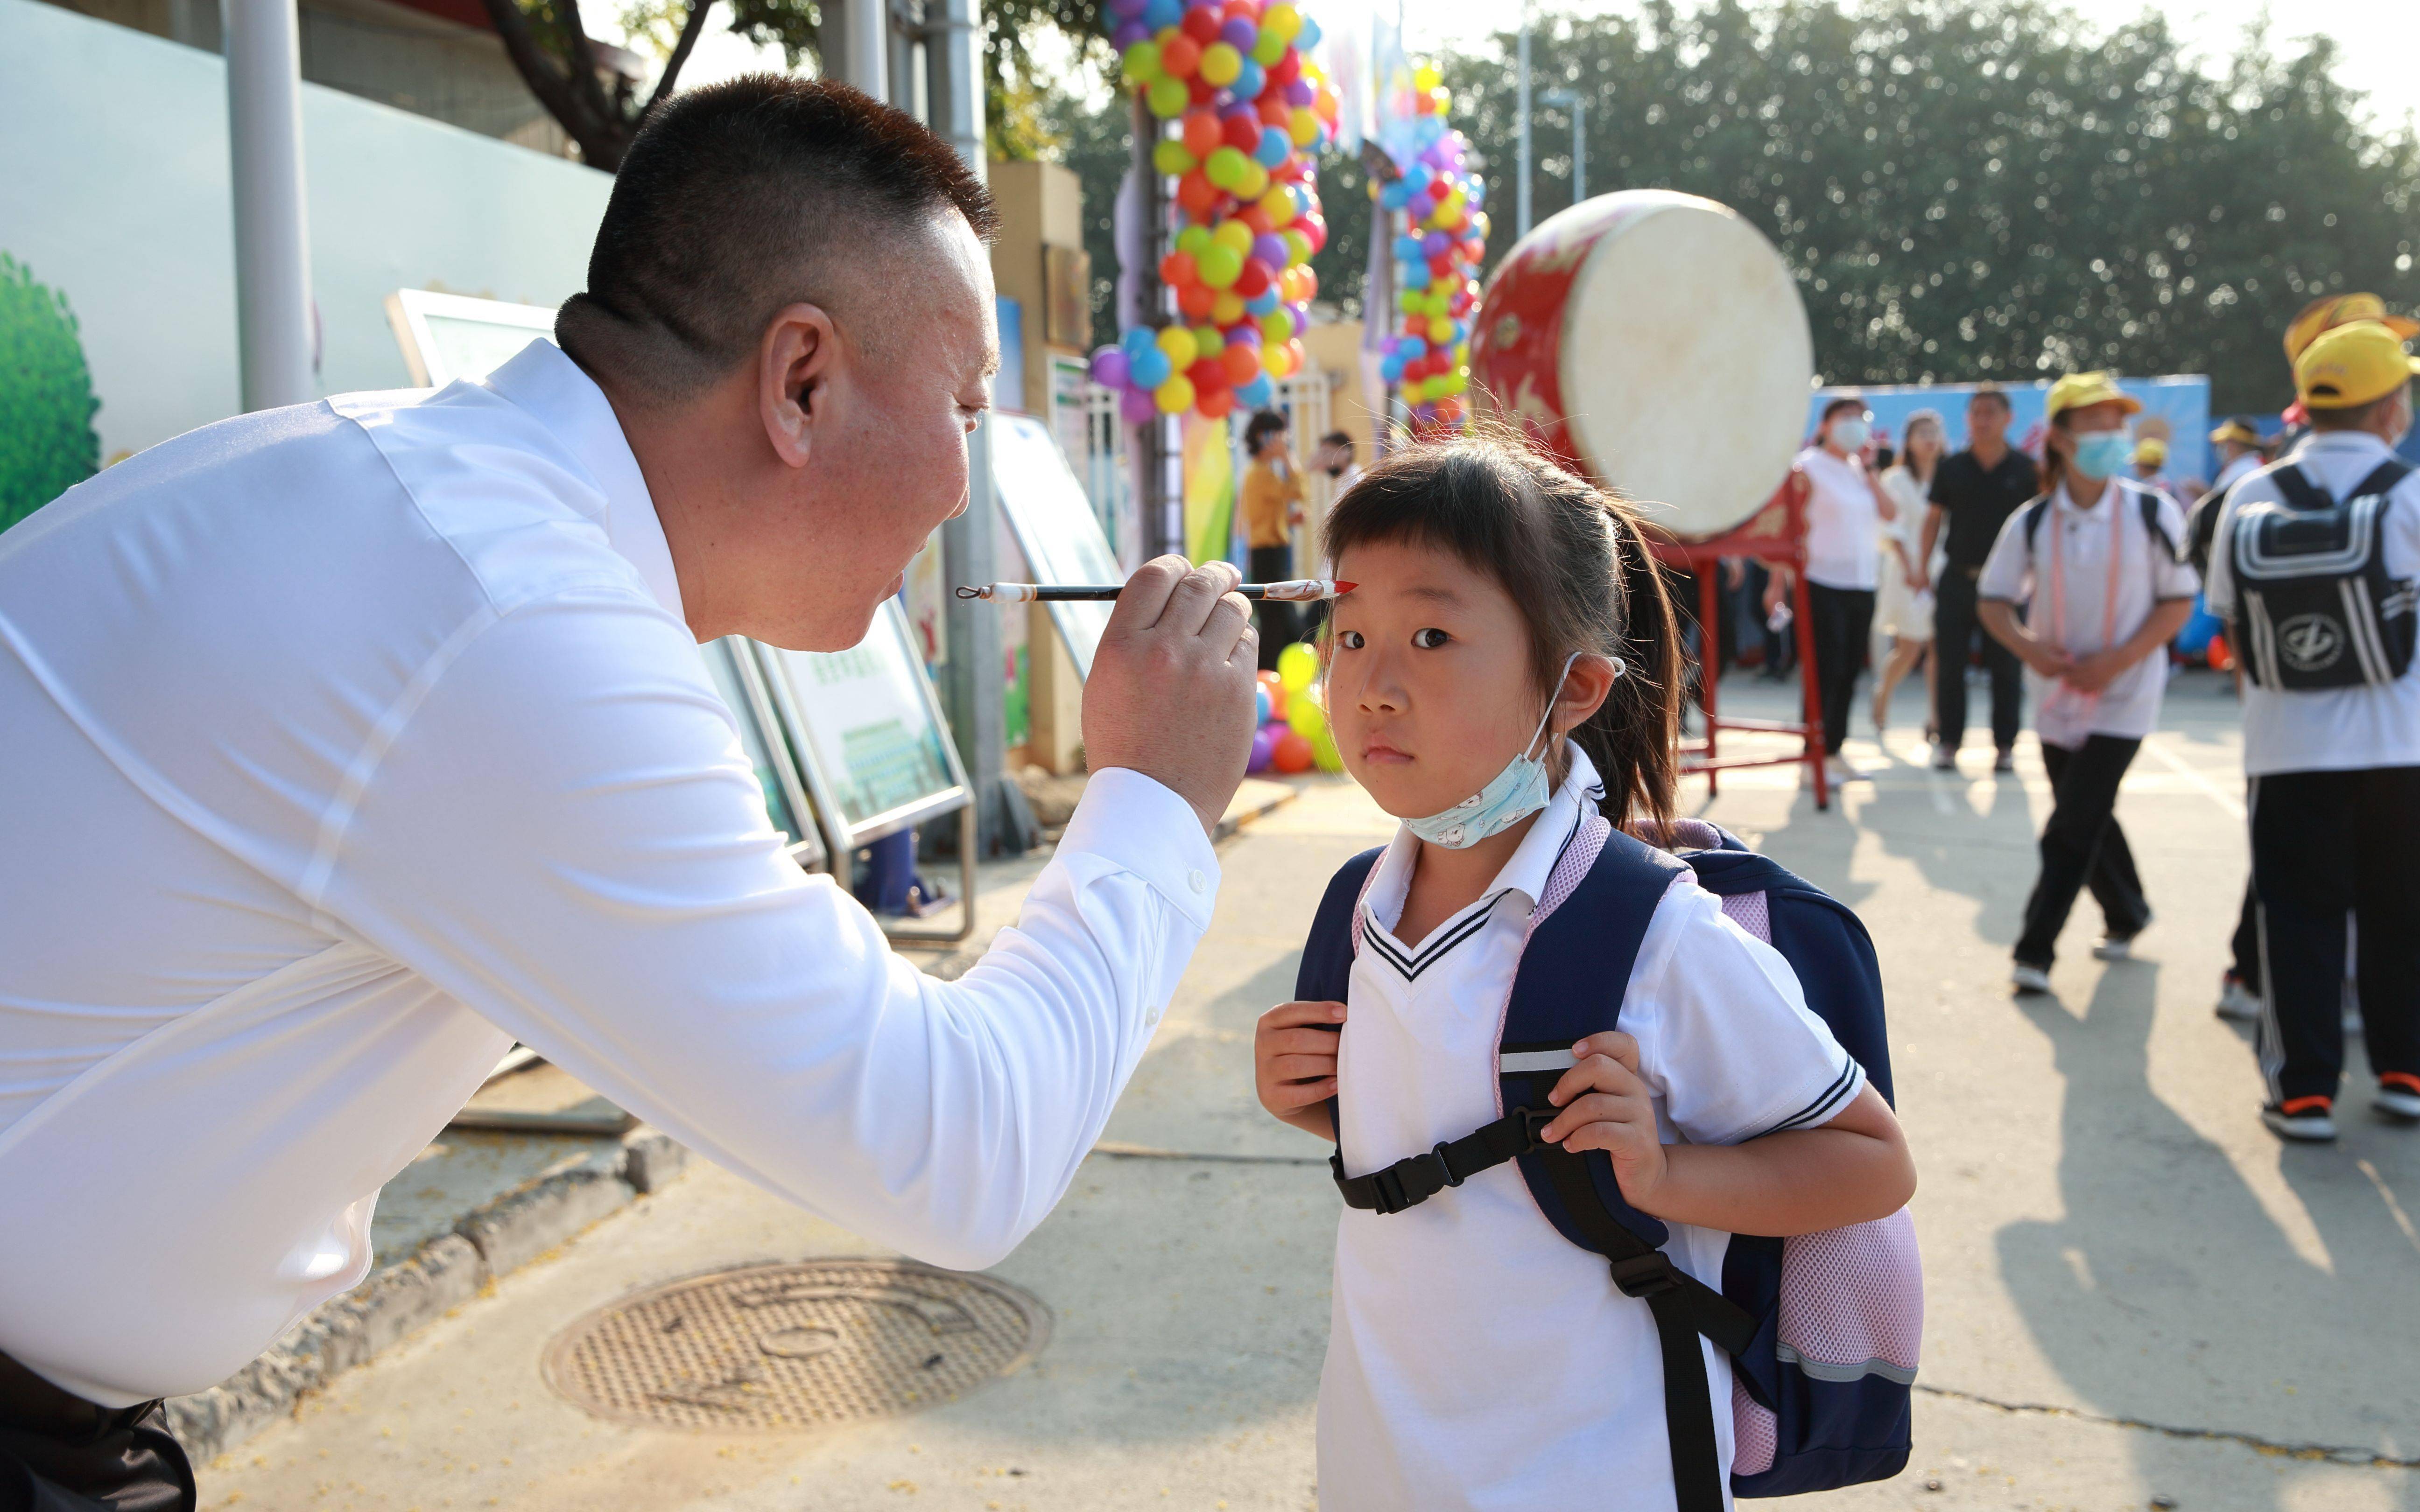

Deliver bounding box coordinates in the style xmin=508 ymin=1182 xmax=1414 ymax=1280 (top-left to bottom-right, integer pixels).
xmin=1246 ymin=644 xmax=1342 ymax=775
xmin=1086 ymin=0 xmax=1343 ymax=424
xmin=1376 ymin=62 xmax=1486 ymax=431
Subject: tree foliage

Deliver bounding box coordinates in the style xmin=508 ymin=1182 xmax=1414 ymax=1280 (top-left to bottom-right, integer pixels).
xmin=0 ymin=255 xmax=101 ymax=533
xmin=1437 ymin=0 xmax=2419 ymax=412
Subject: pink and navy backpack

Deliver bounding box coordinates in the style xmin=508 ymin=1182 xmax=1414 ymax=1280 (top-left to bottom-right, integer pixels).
xmin=1296 ymin=814 xmax=1922 ymax=1511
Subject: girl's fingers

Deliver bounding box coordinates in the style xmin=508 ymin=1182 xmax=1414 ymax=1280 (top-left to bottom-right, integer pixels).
xmin=1268 ymin=1075 xmax=1337 ymax=1110
xmin=1259 ymin=1000 xmax=1348 ymax=1030
xmin=1544 ymin=1051 xmax=1648 ymax=1109
xmin=1261 ymin=1026 xmax=1348 ymax=1057
xmin=1571 ymin=1031 xmax=1641 ymax=1073
xmin=1266 ymin=1052 xmax=1340 ymax=1082
xmin=1555 ymin=1115 xmax=1659 ymax=1158
xmin=1539 ymin=1091 xmax=1652 ymax=1145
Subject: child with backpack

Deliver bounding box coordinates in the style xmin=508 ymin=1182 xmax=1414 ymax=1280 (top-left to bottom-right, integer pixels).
xmin=1250 ymin=432 xmax=1919 ymax=1512
xmin=1972 ymin=372 xmax=2202 ymax=995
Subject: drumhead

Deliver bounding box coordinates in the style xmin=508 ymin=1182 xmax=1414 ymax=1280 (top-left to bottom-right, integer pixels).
xmin=1552 ymin=193 xmax=1813 ymax=539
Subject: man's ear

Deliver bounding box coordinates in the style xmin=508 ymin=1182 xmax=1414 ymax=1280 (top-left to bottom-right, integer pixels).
xmin=758 ymin=302 xmax=840 ymax=470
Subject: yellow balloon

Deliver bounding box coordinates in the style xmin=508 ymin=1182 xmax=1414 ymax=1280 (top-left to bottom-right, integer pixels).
xmin=1231 ymin=159 xmax=1270 ymax=200
xmin=1261 ymin=2 xmax=1301 ymax=40
xmin=1155 ymin=374 xmax=1196 ymax=413
xmin=1258 ymin=184 xmax=1297 ymax=221
xmin=1199 ymin=41 xmax=1242 ymax=86
xmin=1413 ymin=62 xmax=1441 ymax=91
xmin=1210 ymin=290 xmax=1246 ymax=325
xmin=1213 ymin=218 xmax=1255 ymax=254
xmin=1157 ymin=325 xmax=1198 ymax=368
xmin=1278 ymin=639 xmax=1319 ymax=693
xmin=1428 ymin=316 xmax=1452 ymax=343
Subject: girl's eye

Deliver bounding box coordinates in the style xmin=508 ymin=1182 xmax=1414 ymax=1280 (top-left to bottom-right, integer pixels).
xmin=1337 ymin=630 xmax=1365 ymax=650
xmin=1412 ymin=627 xmax=1450 ymax=650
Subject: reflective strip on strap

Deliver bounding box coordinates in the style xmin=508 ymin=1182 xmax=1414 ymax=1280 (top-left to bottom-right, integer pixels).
xmin=1500 ymin=1049 xmax=1578 ymax=1074
xmin=1776 ymin=1343 xmax=1919 ymax=1387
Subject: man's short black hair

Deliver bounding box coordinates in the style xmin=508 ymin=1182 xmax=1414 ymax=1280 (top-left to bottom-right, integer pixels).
xmin=1320 ymin=429 xmax=1353 ymax=453
xmin=559 ymin=75 xmax=999 ymax=399
xmin=1968 ymin=382 xmax=2012 ymax=412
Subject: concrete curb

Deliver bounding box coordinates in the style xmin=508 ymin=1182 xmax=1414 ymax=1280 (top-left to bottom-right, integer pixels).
xmin=164 ymin=1123 xmax=689 ymax=1463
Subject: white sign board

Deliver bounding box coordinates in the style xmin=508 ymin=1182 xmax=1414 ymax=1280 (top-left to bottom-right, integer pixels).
xmin=989 ymin=410 xmax=1124 ymax=677
xmin=754 ymin=601 xmax=970 ymax=846
xmin=385 ymin=289 xmax=557 ymax=386
xmin=698 ymin=639 xmax=824 ymax=869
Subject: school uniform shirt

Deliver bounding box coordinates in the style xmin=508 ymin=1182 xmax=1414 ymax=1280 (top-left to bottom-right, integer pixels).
xmin=0 ymin=339 xmax=1217 ymax=1408
xmin=2213 ymin=449 xmax=2263 ymax=497
xmin=1974 ymin=478 xmax=2199 ymax=747
xmin=1795 ymin=446 xmax=1882 ymax=591
xmin=1319 ymin=746 xmax=1866 ymax=1512
xmin=2204 ymin=431 xmax=2420 ymax=777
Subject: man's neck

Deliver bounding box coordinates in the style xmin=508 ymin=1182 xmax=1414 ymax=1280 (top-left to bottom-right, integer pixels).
xmin=1970 ymin=437 xmax=2008 ymax=468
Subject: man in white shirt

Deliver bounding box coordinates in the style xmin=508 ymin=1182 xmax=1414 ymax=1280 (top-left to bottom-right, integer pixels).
xmin=1976 ymin=372 xmax=2200 ymax=995
xmin=2207 ymin=318 xmax=2420 ymax=1142
xmin=0 ymin=78 xmax=1256 ymax=1506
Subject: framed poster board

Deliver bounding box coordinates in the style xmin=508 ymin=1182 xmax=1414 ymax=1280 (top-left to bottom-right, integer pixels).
xmin=385 ymin=289 xmax=557 ymax=386
xmin=698 ymin=638 xmax=827 ymax=871
xmin=988 ymin=410 xmax=1124 ymax=677
xmin=1042 ymin=244 xmax=1091 ymax=349
xmin=752 ymin=600 xmax=971 ymax=848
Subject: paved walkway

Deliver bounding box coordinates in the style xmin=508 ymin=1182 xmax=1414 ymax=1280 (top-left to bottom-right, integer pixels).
xmin=198 ymin=670 xmax=2418 ymax=1512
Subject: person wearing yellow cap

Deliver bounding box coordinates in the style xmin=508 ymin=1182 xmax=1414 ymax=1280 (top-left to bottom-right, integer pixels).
xmin=2129 ymin=435 xmax=2176 ymax=502
xmin=2207 ymin=317 xmax=2420 ymax=1141
xmin=2209 ymin=418 xmax=2267 ymax=497
xmin=1974 ymin=372 xmax=2201 ymax=997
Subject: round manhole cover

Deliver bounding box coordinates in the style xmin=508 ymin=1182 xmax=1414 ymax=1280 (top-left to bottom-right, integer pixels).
xmin=542 ymin=1259 xmax=1050 ymax=1432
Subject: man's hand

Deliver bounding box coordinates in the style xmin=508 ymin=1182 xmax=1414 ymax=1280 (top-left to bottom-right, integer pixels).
xmin=1539 ymin=1032 xmax=1667 ymax=1209
xmin=1255 ymin=999 xmax=1344 ymax=1140
xmin=1083 ymin=557 xmax=1259 ymax=834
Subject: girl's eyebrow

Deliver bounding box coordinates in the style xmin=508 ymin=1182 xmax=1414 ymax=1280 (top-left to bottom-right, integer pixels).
xmin=1400 ymin=584 xmax=1465 ymax=605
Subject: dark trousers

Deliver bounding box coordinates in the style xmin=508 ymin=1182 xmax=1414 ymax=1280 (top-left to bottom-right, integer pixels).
xmin=2251 ymin=766 xmax=2420 ymax=1106
xmin=1806 ymin=582 xmax=1874 ymax=756
xmin=2013 ymin=735 xmax=2150 ymax=967
xmin=1934 ymin=569 xmax=2023 ymax=752
xmin=1249 ymin=544 xmax=1297 ymax=672
xmin=0 ymin=1352 xmax=195 ymax=1512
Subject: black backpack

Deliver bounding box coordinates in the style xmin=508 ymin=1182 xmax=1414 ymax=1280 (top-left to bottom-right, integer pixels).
xmin=2224 ymin=459 xmax=2417 ymax=689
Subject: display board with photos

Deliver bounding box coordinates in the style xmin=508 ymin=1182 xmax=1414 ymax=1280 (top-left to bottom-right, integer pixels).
xmin=698 ymin=639 xmax=827 ymax=870
xmin=988 ymin=410 xmax=1125 ymax=677
xmin=753 ymin=599 xmax=971 ymax=847
xmin=385 ymin=289 xmax=558 ymax=386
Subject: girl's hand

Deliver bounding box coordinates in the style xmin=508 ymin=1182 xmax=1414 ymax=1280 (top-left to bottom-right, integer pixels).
xmin=1255 ymin=1000 xmax=1345 ymax=1140
xmin=1539 ymin=1031 xmax=1667 ymax=1208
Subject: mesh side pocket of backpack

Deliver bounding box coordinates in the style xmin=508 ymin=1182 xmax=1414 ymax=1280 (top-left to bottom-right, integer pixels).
xmin=1777 ymin=1210 xmax=1923 ymax=1384
xmin=1731 ymin=1372 xmax=1779 ymax=1476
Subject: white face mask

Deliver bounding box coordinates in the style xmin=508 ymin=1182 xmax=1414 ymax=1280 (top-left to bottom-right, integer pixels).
xmin=1401 ymin=653 xmax=1624 ymax=850
xmin=1830 ymin=417 xmax=1871 ymax=453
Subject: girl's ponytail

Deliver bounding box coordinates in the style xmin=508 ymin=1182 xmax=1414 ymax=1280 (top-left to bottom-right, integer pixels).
xmin=1572 ymin=496 xmax=1681 ymax=836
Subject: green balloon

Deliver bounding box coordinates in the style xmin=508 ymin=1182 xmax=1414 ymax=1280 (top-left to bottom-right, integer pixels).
xmin=1196 ymin=244 xmax=1245 ymax=289
xmin=1286 ymin=694 xmax=1325 ymax=738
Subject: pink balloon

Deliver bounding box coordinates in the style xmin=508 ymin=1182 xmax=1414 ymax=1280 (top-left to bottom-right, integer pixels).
xmin=1119 ymin=385 xmax=1158 ymax=424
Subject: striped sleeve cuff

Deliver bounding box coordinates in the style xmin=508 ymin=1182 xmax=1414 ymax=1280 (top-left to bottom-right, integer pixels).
xmin=1754 ymin=1054 xmax=1867 ymax=1138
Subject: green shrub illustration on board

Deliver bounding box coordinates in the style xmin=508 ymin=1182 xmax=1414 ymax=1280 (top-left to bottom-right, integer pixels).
xmin=1 ymin=253 xmax=102 ymax=532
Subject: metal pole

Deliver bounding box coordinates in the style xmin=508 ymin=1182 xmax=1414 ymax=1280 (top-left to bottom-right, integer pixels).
xmin=225 ymin=0 xmax=314 ymax=411
xmin=1515 ymin=0 xmax=1531 ymax=238
xmin=832 ymin=0 xmax=888 ymax=100
xmin=1542 ymin=87 xmax=1584 ymax=207
xmin=926 ymin=0 xmax=1011 ymax=851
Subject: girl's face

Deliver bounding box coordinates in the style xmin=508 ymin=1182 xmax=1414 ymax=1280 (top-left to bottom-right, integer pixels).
xmin=1908 ymin=423 xmax=1943 ymax=465
xmin=1325 ymin=538 xmax=1611 ymax=820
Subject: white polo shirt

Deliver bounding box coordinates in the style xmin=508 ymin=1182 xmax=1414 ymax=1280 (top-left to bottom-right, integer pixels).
xmin=1318 ymin=748 xmax=1864 ymax=1511
xmin=2205 ymin=431 xmax=2420 ymax=776
xmin=0 ymin=340 xmax=1217 ymax=1407
xmin=1976 ymin=477 xmax=2199 ymax=747
xmin=1796 ymin=445 xmax=1883 ymax=592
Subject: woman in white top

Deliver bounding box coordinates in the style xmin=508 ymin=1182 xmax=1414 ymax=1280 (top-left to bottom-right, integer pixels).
xmin=1773 ymin=396 xmax=1896 ymax=772
xmin=1871 ymin=409 xmax=1946 ymax=739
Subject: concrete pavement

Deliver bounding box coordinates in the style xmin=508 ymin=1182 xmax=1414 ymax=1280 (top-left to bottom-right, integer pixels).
xmin=197 ymin=669 xmax=2418 ymax=1512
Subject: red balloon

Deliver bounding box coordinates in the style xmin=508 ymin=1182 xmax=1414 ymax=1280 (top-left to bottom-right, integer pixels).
xmin=1188 ymin=355 xmax=1229 ymax=392
xmin=1160 ymin=32 xmax=1202 ymax=75
xmin=1188 ymin=76 xmax=1216 ymax=105
xmin=1301 ymin=213 xmax=1328 ymax=252
xmin=1234 ymin=258 xmax=1273 ymax=298
xmin=1180 ymin=6 xmax=1221 ymax=42
xmin=1182 ymin=110 xmax=1222 ymax=158
xmin=1222 ymin=113 xmax=1261 ymax=152
xmin=1273 ymin=730 xmax=1314 ymax=773
xmin=1198 ymin=386 xmax=1236 ymax=419
xmin=1177 ymin=283 xmax=1217 ymax=318
xmin=1221 ymin=342 xmax=1262 ymax=386
xmin=1237 ymin=205 xmax=1273 ymax=236
xmin=1269 ymin=49 xmax=1301 ymax=84
xmin=1160 ymin=250 xmax=1200 ymax=288
xmin=1177 ymin=170 xmax=1220 ymax=217
xmin=1428 ymin=254 xmax=1453 ymax=279
xmin=1220 ymin=0 xmax=1258 ymax=19
xmin=1257 ymin=96 xmax=1290 ymax=127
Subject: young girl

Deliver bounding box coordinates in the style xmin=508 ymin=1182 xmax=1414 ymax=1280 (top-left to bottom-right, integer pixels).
xmin=1252 ymin=432 xmax=1916 ymax=1510
xmin=1873 ymin=408 xmax=1945 ymax=740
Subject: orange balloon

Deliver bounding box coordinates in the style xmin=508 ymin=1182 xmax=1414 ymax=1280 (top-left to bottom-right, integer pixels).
xmin=1160 ymin=33 xmax=1202 ymax=77
xmin=1176 ymin=282 xmax=1217 ymax=319
xmin=1273 ymin=729 xmax=1314 ymax=773
xmin=1221 ymin=341 xmax=1262 ymax=386
xmin=1176 ymin=170 xmax=1221 ymax=218
xmin=1197 ymin=385 xmax=1235 ymax=419
xmin=1256 ymin=668 xmax=1287 ymax=721
xmin=1182 ymin=110 xmax=1222 ymax=159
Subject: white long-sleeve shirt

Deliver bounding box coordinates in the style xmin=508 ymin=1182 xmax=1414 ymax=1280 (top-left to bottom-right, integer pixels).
xmin=0 ymin=341 xmax=1217 ymax=1408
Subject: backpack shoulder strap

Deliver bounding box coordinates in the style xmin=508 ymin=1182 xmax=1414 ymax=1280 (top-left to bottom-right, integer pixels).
xmin=2135 ymin=487 xmax=2180 ymax=562
xmin=2351 ymin=457 xmax=2416 ymax=503
xmin=2271 ymin=462 xmax=2334 ymax=513
xmin=1294 ymin=847 xmax=1381 ymax=1005
xmin=2019 ymin=493 xmax=2054 ymax=553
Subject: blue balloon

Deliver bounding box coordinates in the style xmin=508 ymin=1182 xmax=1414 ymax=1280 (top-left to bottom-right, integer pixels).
xmin=1129 ymin=346 xmax=1173 ymax=389
xmin=1400 ymin=261 xmax=1430 ymax=290
xmin=1395 ymin=336 xmax=1426 ymax=360
xmin=1294 ymin=14 xmax=1320 ymax=48
xmin=1236 ymin=373 xmax=1274 ymax=408
xmin=1232 ymin=57 xmax=1266 ymax=101
xmin=1393 ymin=235 xmax=1422 ymax=262
xmin=1141 ymin=0 xmax=1180 ymax=28
xmin=1245 ymin=287 xmax=1281 ymax=315
xmin=1378 ymin=355 xmax=1405 ymax=383
xmin=1378 ymin=181 xmax=1409 ymax=211
xmin=1122 ymin=325 xmax=1158 ymax=360
xmin=1256 ymin=125 xmax=1290 ymax=168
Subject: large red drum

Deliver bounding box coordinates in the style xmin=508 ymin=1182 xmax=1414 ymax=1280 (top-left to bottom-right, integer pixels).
xmin=1470 ymin=190 xmax=1815 ymax=540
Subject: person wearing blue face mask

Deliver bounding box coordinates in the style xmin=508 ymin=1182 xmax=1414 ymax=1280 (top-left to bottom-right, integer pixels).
xmin=1769 ymin=395 xmax=1898 ymax=779
xmin=1975 ymin=373 xmax=2202 ymax=995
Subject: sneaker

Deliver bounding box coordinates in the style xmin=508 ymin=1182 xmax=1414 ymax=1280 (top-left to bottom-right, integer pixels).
xmin=2011 ymin=962 xmax=2052 ymax=994
xmin=2093 ymin=912 xmax=2152 ymax=961
xmin=1993 ymin=747 xmax=2017 ymax=774
xmin=2377 ymin=1074 xmax=2420 ymax=1123
xmin=2262 ymin=1097 xmax=2337 ymax=1142
xmin=2215 ymin=974 xmax=2262 ymax=1022
xmin=1931 ymin=743 xmax=1957 ymax=771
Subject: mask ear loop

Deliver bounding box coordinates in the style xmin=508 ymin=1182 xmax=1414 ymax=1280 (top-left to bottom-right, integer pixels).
xmin=1523 ymin=652 xmax=1585 ymax=763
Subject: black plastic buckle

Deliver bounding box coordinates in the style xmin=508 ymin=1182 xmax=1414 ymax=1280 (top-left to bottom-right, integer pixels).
xmin=1610 ymin=1253 xmax=1683 ymax=1299
xmin=1372 ymin=1151 xmax=1449 ymax=1215
xmin=1513 ymin=1106 xmax=1558 ymax=1154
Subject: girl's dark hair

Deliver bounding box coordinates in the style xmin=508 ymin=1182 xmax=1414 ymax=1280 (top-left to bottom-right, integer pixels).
xmin=1820 ymin=394 xmax=1867 ymax=424
xmin=1244 ymin=408 xmax=1289 ymax=452
xmin=1320 ymin=424 xmax=1681 ymax=833
xmin=2039 ymin=409 xmax=2075 ymax=498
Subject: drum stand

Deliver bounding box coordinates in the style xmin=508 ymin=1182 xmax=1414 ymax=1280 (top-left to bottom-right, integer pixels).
xmin=1647 ymin=483 xmax=1831 ymax=812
